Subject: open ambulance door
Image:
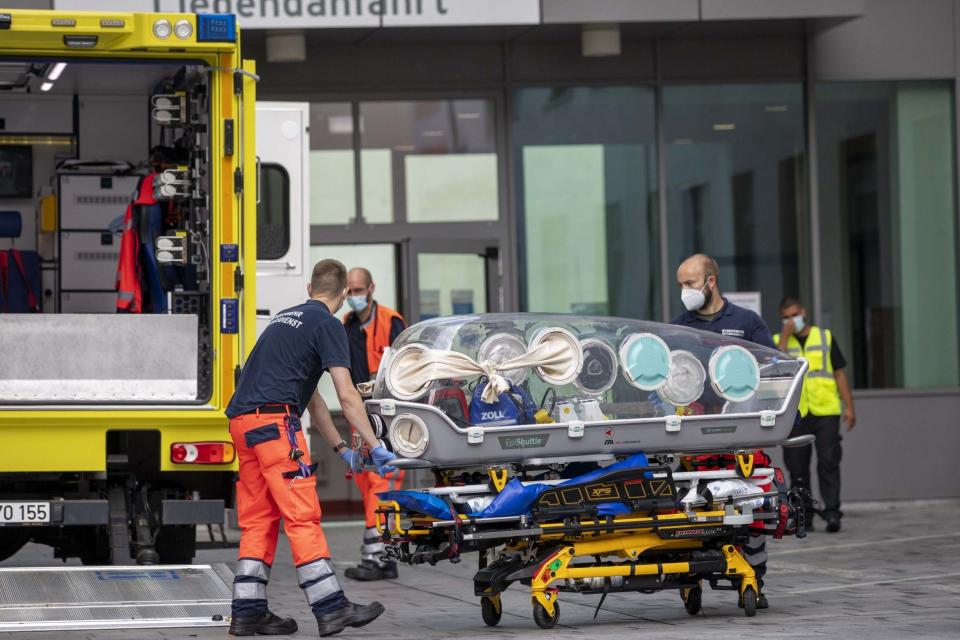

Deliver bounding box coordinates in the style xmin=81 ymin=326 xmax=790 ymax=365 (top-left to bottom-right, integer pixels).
xmin=254 ymin=102 xmax=310 ymax=336
xmin=253 ymin=102 xmax=314 ymax=449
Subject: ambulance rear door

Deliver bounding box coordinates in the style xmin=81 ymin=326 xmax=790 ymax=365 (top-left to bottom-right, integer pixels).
xmin=254 ymin=102 xmax=310 ymax=336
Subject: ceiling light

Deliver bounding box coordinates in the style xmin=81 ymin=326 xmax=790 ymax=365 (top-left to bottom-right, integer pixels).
xmin=421 ymin=130 xmax=444 ymax=137
xmin=582 ymin=23 xmax=621 ymax=57
xmin=40 ymin=82 xmax=54 ymax=92
xmin=327 ymin=114 xmax=353 ymax=135
xmin=713 ymin=123 xmax=736 ymax=131
xmin=765 ymin=105 xmax=788 ymax=113
xmin=47 ymin=62 xmax=67 ymax=80
xmin=266 ymin=30 xmax=306 ymax=63
xmin=455 ymin=112 xmax=481 ymax=120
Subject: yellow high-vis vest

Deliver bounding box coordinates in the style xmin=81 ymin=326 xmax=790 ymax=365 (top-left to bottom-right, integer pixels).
xmin=773 ymin=326 xmax=842 ymax=417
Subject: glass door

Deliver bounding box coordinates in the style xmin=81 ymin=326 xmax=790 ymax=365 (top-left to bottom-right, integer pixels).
xmin=405 ymin=239 xmax=501 ymax=322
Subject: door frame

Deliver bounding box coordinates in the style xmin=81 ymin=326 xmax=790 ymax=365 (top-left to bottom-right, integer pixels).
xmin=403 ymin=237 xmax=503 ymax=323
xmin=261 ymin=89 xmax=517 ymax=316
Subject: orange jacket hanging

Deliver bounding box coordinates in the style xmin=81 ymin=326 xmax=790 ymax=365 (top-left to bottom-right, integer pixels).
xmin=115 ymin=174 xmax=157 ymax=313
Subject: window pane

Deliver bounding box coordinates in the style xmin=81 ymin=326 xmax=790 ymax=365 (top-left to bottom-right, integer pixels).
xmin=417 ymin=253 xmax=487 ymax=318
xmin=816 ymin=81 xmax=958 ymax=389
xmin=309 ymin=243 xmax=399 ymax=410
xmin=309 ymin=103 xmax=356 ymax=225
xmin=664 ymin=84 xmax=808 ymax=326
xmin=514 ymin=86 xmax=659 ymax=319
xmin=256 ymin=163 xmax=290 ymax=261
xmin=360 ymin=99 xmax=498 ymax=223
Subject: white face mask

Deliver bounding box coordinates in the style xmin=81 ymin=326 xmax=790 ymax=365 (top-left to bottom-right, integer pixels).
xmin=681 ymin=282 xmax=708 ymax=312
xmin=787 ymin=314 xmax=805 ymax=332
xmin=347 ymin=294 xmax=369 ymax=313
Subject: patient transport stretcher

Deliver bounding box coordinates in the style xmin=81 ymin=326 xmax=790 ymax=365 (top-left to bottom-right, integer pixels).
xmin=361 ymin=314 xmax=809 ymax=628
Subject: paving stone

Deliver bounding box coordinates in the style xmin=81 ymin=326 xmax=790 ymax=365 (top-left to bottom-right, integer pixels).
xmin=2 ymin=499 xmax=958 ymax=639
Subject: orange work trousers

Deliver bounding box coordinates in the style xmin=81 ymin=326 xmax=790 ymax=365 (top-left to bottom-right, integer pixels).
xmin=230 ymin=409 xmax=331 ymax=567
xmin=350 ymin=427 xmax=405 ymax=528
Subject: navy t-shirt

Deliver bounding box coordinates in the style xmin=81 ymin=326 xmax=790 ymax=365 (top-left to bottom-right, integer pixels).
xmin=671 ymin=298 xmax=776 ymax=349
xmin=226 ymin=300 xmax=350 ymax=418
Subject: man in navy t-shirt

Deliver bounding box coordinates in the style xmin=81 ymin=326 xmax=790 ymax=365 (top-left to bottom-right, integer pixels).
xmin=225 ymin=259 xmax=396 ymax=638
xmin=671 ymin=253 xmax=776 ymax=349
xmin=671 ymin=253 xmax=774 ymax=611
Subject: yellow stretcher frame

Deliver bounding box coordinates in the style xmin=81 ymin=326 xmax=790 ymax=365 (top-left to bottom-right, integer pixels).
xmin=378 ymin=501 xmax=761 ymax=626
xmin=0 ymin=9 xmax=257 ymax=473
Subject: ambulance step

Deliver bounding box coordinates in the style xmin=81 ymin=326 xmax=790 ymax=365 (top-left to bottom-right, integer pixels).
xmin=0 ymin=564 xmax=232 ymax=632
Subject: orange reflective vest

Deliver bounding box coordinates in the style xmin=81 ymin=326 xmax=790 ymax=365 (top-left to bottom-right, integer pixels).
xmin=115 ymin=174 xmax=156 ymax=313
xmin=345 ymin=302 xmax=405 ymax=376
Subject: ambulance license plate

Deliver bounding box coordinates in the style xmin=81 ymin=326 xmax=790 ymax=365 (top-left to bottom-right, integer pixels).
xmin=0 ymin=502 xmax=50 ymax=524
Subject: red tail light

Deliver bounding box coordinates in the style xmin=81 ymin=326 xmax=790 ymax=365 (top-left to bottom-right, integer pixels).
xmin=171 ymin=442 xmax=236 ymax=464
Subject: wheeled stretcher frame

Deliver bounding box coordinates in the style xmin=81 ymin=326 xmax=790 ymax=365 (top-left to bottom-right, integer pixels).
xmin=376 ymin=456 xmax=806 ymax=629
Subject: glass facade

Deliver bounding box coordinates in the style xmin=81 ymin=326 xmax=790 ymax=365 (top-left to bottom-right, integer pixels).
xmin=514 ymin=82 xmax=958 ymax=389
xmin=304 ymin=84 xmax=959 ymax=392
xmin=514 ymin=86 xmax=659 ymax=319
xmin=816 ymin=81 xmax=959 ymax=389
xmin=664 ymin=84 xmax=808 ymax=323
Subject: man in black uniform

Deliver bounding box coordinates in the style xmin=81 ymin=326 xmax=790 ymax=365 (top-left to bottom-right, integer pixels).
xmin=671 ymin=253 xmax=775 ymax=610
xmin=225 ymin=259 xmax=397 ymax=637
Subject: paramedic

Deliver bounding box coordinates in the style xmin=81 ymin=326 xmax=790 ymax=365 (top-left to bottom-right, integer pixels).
xmin=774 ymin=296 xmax=856 ymax=533
xmin=342 ymin=267 xmax=408 ymax=581
xmin=671 ymin=253 xmax=773 ymax=610
xmin=225 ymin=259 xmax=397 ymax=637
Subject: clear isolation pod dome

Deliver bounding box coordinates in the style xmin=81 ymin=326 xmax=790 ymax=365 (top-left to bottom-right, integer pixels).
xmin=376 ymin=314 xmax=794 ymax=423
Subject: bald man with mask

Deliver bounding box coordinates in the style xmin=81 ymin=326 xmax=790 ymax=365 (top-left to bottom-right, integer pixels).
xmin=671 ymin=253 xmax=775 ymax=610
xmin=342 ymin=267 xmax=407 ymax=582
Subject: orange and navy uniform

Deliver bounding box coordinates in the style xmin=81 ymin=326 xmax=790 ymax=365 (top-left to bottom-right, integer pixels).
xmin=226 ymin=299 xmax=351 ymax=618
xmin=343 ymin=302 xmax=406 ymax=529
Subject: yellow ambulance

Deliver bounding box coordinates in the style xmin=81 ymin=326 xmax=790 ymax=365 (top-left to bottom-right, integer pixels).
xmin=0 ymin=8 xmax=257 ymax=565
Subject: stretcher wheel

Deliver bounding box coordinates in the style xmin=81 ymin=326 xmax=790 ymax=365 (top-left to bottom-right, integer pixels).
xmin=741 ymin=587 xmax=758 ymax=618
xmin=533 ymin=601 xmax=559 ymax=629
xmin=682 ymin=586 xmax=702 ymax=615
xmin=481 ymin=596 xmax=502 ymax=627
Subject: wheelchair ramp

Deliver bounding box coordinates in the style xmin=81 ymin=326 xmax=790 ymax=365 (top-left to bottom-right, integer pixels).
xmin=0 ymin=564 xmax=232 ymax=632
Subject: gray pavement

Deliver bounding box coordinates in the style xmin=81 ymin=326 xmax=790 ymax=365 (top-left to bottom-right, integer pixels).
xmin=3 ymin=500 xmax=959 ymax=640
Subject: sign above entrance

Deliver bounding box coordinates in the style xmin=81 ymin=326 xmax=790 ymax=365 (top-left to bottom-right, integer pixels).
xmin=53 ymin=0 xmax=541 ymax=29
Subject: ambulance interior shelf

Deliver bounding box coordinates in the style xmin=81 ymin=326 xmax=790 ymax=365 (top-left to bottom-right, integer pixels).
xmin=0 ymin=61 xmax=216 ymax=403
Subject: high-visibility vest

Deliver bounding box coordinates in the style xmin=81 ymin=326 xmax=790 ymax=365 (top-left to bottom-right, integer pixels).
xmin=345 ymin=302 xmax=405 ymax=376
xmin=115 ymin=174 xmax=157 ymax=313
xmin=773 ymin=326 xmax=841 ymax=417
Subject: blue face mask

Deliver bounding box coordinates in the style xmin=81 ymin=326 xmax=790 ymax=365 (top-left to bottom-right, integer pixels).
xmin=347 ymin=295 xmax=369 ymax=313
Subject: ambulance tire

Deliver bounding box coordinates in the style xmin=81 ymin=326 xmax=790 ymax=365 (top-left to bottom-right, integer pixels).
xmin=683 ymin=586 xmax=702 ymax=615
xmin=0 ymin=528 xmax=29 ymax=562
xmin=481 ymin=596 xmax=501 ymax=627
xmin=156 ymin=525 xmax=196 ymax=564
xmin=533 ymin=601 xmax=559 ymax=629
xmin=741 ymin=587 xmax=758 ymax=618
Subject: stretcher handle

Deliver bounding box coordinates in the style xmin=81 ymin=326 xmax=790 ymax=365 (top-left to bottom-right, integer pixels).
xmin=781 ymin=434 xmax=816 ymax=448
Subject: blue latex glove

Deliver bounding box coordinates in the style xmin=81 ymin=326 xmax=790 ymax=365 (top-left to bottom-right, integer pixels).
xmin=370 ymin=446 xmax=397 ymax=477
xmin=339 ymin=448 xmax=363 ymax=474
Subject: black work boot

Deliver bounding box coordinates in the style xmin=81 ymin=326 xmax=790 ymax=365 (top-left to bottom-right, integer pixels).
xmin=825 ymin=512 xmax=841 ymax=533
xmin=316 ymin=601 xmax=385 ymax=637
xmin=344 ymin=559 xmax=398 ymax=581
xmin=229 ymin=611 xmax=298 ymax=636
